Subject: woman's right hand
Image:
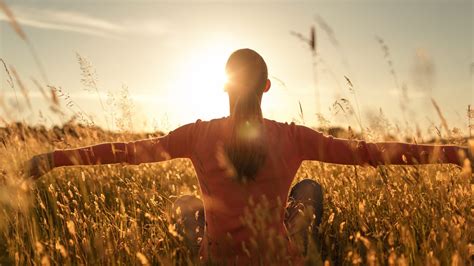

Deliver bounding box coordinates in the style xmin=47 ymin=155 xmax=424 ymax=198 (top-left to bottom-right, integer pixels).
xmin=24 ymin=153 xmax=54 ymax=180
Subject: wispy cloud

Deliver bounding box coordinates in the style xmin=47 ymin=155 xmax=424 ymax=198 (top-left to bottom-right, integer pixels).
xmin=0 ymin=5 xmax=168 ymax=39
xmin=388 ymin=88 xmax=427 ymax=99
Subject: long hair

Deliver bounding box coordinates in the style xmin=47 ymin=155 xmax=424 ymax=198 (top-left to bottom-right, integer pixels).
xmin=224 ymin=49 xmax=268 ymax=182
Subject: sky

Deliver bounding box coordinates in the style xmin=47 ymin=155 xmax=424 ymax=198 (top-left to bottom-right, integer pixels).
xmin=0 ymin=0 xmax=472 ymax=136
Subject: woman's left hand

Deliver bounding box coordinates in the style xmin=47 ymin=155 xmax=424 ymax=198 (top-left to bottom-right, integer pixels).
xmin=24 ymin=153 xmax=53 ymax=180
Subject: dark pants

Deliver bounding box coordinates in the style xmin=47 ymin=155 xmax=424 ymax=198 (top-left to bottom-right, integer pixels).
xmin=172 ymin=179 xmax=323 ymax=255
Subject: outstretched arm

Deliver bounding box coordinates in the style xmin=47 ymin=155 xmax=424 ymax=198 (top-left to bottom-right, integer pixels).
xmin=26 ymin=121 xmax=199 ymax=179
xmin=294 ymin=125 xmax=469 ymax=167
xmin=52 ymin=139 xmax=161 ymax=167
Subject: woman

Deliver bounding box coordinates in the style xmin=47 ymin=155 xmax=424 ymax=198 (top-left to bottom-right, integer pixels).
xmin=27 ymin=49 xmax=471 ymax=265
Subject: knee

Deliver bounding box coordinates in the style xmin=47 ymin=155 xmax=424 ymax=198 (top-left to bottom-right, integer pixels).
xmin=290 ymin=179 xmax=324 ymax=226
xmin=173 ymin=195 xmax=203 ymax=216
xmin=291 ymin=179 xmax=323 ymax=201
xmin=295 ymin=179 xmax=321 ymax=188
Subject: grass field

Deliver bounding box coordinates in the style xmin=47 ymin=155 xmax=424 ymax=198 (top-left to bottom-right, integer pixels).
xmin=0 ymin=2 xmax=473 ymax=264
xmin=0 ymin=123 xmax=472 ymax=265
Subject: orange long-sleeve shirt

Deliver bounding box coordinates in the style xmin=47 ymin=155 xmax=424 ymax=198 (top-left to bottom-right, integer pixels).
xmin=52 ymin=117 xmax=467 ymax=262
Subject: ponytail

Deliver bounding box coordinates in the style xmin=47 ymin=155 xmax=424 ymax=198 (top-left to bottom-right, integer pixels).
xmin=224 ymin=49 xmax=268 ymax=182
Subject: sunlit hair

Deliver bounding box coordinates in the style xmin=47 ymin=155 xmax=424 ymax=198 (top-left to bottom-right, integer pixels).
xmin=224 ymin=49 xmax=268 ymax=182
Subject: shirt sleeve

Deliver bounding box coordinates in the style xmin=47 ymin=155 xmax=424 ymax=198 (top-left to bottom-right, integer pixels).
xmin=52 ymin=121 xmax=199 ymax=167
xmin=293 ymin=124 xmax=467 ymax=166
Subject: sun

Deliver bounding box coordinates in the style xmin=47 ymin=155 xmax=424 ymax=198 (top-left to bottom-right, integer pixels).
xmin=169 ymin=46 xmax=232 ymax=121
xmin=186 ymin=55 xmax=229 ymax=103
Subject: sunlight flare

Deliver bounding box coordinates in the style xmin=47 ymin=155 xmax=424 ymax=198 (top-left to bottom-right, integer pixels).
xmin=169 ymin=44 xmax=233 ymax=120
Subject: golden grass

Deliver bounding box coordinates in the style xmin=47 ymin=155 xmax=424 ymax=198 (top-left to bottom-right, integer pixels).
xmin=0 ymin=123 xmax=472 ymax=265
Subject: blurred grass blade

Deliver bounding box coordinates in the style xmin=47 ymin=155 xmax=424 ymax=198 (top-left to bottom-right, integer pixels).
xmin=0 ymin=0 xmax=27 ymax=41
xmin=31 ymin=77 xmax=49 ymax=101
xmin=0 ymin=1 xmax=49 ymax=84
xmin=10 ymin=66 xmax=32 ymax=110
xmin=431 ymin=98 xmax=451 ymax=139
xmin=1 ymin=58 xmax=14 ymax=88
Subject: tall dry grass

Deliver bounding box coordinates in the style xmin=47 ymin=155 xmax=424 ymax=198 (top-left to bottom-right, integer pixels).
xmin=0 ymin=123 xmax=471 ymax=265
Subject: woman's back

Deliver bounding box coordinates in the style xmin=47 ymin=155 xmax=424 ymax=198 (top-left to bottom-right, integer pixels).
xmin=189 ymin=117 xmax=302 ymax=258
